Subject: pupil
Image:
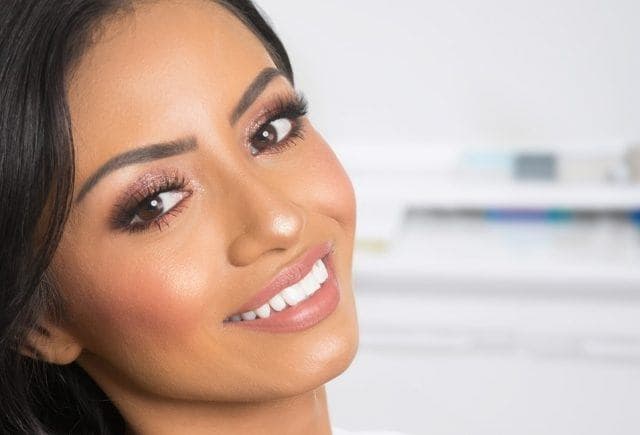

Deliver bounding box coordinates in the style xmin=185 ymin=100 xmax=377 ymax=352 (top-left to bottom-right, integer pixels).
xmin=257 ymin=125 xmax=276 ymax=144
xmin=138 ymin=196 xmax=164 ymax=220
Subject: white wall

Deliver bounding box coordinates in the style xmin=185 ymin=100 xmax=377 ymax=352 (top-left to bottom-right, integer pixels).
xmin=256 ymin=0 xmax=640 ymax=151
xmin=251 ymin=3 xmax=640 ymax=434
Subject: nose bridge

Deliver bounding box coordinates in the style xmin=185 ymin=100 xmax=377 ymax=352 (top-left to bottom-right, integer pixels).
xmin=224 ymin=167 xmax=306 ymax=267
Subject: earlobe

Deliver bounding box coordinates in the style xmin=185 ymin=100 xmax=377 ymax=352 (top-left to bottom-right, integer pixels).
xmin=19 ymin=320 xmax=82 ymax=365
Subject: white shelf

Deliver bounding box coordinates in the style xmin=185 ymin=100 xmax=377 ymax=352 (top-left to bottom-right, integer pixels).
xmin=352 ymin=208 xmax=640 ymax=293
xmin=351 ymin=175 xmax=640 ymax=210
xmin=354 ymin=252 xmax=640 ymax=294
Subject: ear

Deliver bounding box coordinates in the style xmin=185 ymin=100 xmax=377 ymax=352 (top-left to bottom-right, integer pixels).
xmin=19 ymin=320 xmax=82 ymax=365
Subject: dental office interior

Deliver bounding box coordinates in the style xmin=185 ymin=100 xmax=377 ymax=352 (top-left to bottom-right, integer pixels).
xmin=258 ymin=1 xmax=640 ymax=434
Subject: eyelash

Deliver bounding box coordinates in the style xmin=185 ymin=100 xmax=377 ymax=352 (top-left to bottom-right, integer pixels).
xmin=110 ymin=172 xmax=192 ymax=234
xmin=111 ymin=92 xmax=309 ymax=234
xmin=247 ymin=91 xmax=308 ymax=155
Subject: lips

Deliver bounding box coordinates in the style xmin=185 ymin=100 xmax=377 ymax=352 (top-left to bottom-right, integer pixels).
xmin=224 ymin=242 xmax=340 ymax=332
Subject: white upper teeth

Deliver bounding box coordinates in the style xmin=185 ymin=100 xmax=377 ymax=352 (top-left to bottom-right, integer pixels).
xmin=227 ymin=258 xmax=329 ymax=323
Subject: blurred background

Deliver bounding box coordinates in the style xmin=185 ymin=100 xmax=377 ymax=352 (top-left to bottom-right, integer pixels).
xmin=256 ymin=1 xmax=640 ymax=434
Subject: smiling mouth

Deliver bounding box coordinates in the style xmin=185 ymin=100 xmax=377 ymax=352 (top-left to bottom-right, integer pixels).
xmin=223 ymin=257 xmax=329 ymax=323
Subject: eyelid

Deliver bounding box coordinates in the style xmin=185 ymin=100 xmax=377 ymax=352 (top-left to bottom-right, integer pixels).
xmin=113 ymin=169 xmax=187 ymax=209
xmin=243 ymin=90 xmax=308 ymax=143
xmin=109 ymin=168 xmax=194 ymax=233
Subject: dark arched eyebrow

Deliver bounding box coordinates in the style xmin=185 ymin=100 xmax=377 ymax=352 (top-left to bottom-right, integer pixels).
xmin=75 ymin=67 xmax=286 ymax=204
xmin=74 ymin=136 xmax=198 ymax=203
xmin=229 ymin=67 xmax=285 ymax=125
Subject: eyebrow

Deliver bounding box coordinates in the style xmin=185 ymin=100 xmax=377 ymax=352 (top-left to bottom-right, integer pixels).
xmin=230 ymin=67 xmax=285 ymax=125
xmin=75 ymin=67 xmax=286 ymax=204
xmin=75 ymin=136 xmax=197 ymax=203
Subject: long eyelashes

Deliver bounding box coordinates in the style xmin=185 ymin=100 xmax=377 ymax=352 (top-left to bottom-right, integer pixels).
xmin=246 ymin=91 xmax=308 ymax=155
xmin=110 ymin=91 xmax=310 ymax=234
xmin=109 ymin=170 xmax=193 ymax=234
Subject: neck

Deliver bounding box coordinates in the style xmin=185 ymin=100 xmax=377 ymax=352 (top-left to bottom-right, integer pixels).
xmin=117 ymin=385 xmax=331 ymax=435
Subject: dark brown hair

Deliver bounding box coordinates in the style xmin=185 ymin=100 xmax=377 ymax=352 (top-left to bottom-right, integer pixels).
xmin=0 ymin=1 xmax=292 ymax=433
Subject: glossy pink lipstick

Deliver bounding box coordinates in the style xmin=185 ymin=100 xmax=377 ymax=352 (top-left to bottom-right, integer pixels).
xmin=223 ymin=240 xmax=340 ymax=333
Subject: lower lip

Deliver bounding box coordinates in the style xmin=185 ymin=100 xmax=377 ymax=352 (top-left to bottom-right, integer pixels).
xmin=223 ymin=251 xmax=341 ymax=333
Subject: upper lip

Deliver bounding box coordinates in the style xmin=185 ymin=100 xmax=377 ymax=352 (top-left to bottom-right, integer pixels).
xmin=228 ymin=240 xmax=334 ymax=317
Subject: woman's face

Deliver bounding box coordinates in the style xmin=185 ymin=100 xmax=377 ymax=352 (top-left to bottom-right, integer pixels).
xmin=49 ymin=0 xmax=358 ymax=404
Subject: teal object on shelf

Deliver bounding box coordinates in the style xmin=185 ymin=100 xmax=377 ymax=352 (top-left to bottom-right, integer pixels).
xmin=484 ymin=209 xmax=573 ymax=222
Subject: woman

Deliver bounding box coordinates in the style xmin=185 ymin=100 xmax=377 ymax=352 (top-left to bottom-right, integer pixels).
xmin=0 ymin=0 xmax=411 ymax=433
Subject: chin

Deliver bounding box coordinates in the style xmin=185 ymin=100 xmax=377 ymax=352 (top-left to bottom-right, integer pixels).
xmin=276 ymin=300 xmax=360 ymax=400
xmin=237 ymin=301 xmax=360 ymax=403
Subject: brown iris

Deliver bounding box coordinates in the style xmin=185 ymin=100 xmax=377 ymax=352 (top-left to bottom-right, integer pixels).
xmin=253 ymin=124 xmax=278 ymax=151
xmin=136 ymin=196 xmax=164 ymax=221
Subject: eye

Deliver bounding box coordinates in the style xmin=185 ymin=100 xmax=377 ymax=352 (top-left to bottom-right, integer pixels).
xmin=245 ymin=92 xmax=308 ymax=156
xmin=129 ymin=190 xmax=189 ymax=226
xmin=250 ymin=117 xmax=294 ymax=156
xmin=110 ymin=171 xmax=194 ymax=234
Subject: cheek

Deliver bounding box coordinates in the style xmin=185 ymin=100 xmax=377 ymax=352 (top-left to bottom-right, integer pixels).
xmin=299 ymin=132 xmax=357 ymax=230
xmin=59 ymin=242 xmax=210 ymax=348
xmin=107 ymin=261 xmax=202 ymax=330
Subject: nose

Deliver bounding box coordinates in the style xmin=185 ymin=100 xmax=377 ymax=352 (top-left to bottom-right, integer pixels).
xmin=226 ymin=171 xmax=306 ymax=267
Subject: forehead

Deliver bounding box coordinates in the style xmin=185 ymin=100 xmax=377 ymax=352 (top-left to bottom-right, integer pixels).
xmin=66 ymin=0 xmax=275 ymax=182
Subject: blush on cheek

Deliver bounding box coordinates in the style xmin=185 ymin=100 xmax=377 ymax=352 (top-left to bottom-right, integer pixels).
xmin=78 ymin=260 xmax=207 ymax=341
xmin=307 ymin=146 xmax=357 ymax=230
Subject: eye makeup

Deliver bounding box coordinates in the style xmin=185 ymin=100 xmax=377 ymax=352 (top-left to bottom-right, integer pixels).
xmin=109 ymin=90 xmax=310 ymax=235
xmin=109 ymin=169 xmax=194 ymax=234
xmin=245 ymin=90 xmax=308 ymax=156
